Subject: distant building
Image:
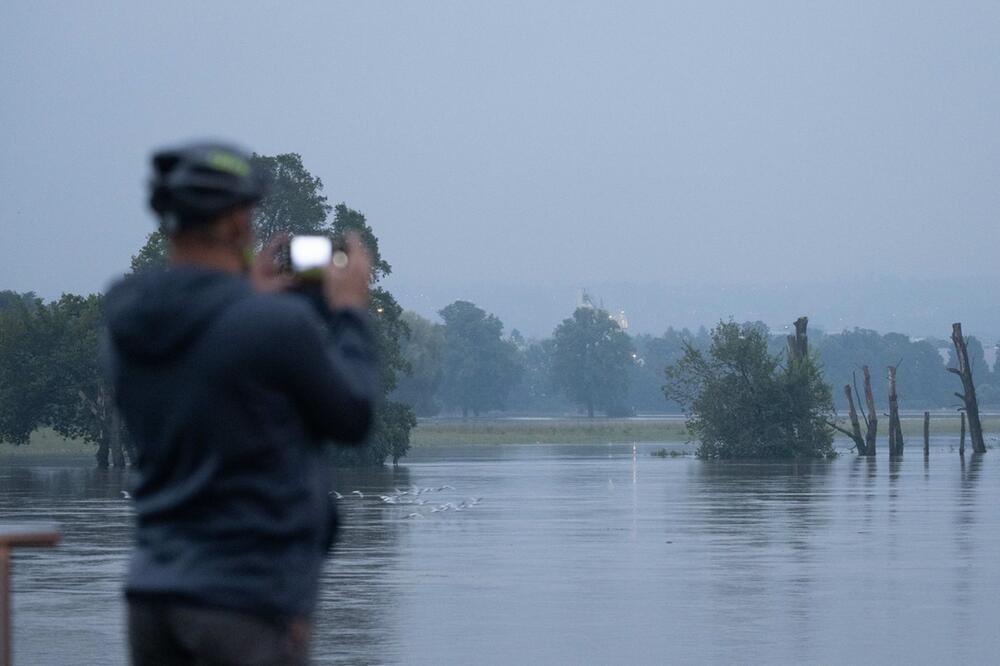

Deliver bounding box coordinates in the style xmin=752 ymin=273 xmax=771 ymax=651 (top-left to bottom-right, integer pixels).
xmin=576 ymin=288 xmax=628 ymax=330
xmin=614 ymin=309 xmax=628 ymax=331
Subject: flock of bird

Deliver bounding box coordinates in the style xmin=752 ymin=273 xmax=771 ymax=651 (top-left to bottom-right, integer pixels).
xmin=329 ymin=485 xmax=483 ymax=520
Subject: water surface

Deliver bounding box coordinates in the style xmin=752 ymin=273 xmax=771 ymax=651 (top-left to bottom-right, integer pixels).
xmin=2 ymin=443 xmax=999 ymax=664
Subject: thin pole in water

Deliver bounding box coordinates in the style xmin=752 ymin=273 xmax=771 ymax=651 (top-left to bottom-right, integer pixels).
xmin=960 ymin=411 xmax=967 ymax=457
xmin=924 ymin=412 xmax=930 ymax=458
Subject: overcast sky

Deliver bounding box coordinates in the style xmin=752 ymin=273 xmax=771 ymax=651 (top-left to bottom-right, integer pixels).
xmin=2 ymin=2 xmax=999 ymax=336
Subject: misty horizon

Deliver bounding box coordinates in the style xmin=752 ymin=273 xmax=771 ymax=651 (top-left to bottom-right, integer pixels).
xmin=3 ymin=1 xmax=999 ymax=339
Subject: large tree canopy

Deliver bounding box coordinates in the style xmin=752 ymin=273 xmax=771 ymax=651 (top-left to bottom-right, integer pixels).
xmin=438 ymin=300 xmax=521 ymax=418
xmin=550 ymin=306 xmax=633 ymax=418
xmin=30 ymin=153 xmax=416 ymax=464
xmin=0 ymin=293 xmax=127 ymax=466
xmin=250 ymin=153 xmax=333 ymax=243
xmin=393 ymin=312 xmax=445 ymax=417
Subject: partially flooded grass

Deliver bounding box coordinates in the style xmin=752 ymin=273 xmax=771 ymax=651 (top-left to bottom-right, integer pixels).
xmin=410 ymin=419 xmax=691 ymax=446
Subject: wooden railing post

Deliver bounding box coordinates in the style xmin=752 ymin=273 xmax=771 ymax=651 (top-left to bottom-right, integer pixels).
xmin=0 ymin=525 xmax=60 ymax=666
xmin=1 ymin=544 xmax=9 ymax=666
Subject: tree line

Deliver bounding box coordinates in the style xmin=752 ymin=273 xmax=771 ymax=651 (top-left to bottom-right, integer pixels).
xmin=2 ymin=151 xmax=997 ymax=464
xmin=0 ymin=153 xmax=414 ymax=467
xmin=393 ymin=307 xmax=1000 ymax=419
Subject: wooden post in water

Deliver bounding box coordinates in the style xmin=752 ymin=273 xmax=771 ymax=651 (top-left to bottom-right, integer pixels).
xmin=960 ymin=411 xmax=967 ymax=457
xmin=0 ymin=525 xmax=60 ymax=666
xmin=949 ymin=323 xmax=987 ymax=454
xmin=923 ymin=411 xmax=930 ymax=457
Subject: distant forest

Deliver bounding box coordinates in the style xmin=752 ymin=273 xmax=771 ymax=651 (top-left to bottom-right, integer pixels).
xmin=393 ymin=306 xmax=998 ymax=418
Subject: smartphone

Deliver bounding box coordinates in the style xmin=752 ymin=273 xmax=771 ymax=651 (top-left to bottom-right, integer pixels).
xmin=290 ymin=236 xmax=333 ymax=274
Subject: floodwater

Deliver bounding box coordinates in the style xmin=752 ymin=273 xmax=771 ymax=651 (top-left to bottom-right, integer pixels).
xmin=2 ymin=442 xmax=1000 ymax=665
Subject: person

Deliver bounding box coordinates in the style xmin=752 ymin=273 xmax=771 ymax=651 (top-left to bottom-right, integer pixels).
xmin=104 ymin=141 xmax=378 ymax=665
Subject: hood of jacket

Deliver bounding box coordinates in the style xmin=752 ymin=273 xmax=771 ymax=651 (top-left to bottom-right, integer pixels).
xmin=105 ymin=266 xmax=250 ymax=362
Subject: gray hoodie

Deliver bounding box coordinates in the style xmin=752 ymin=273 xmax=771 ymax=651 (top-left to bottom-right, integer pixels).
xmin=105 ymin=266 xmax=376 ymax=618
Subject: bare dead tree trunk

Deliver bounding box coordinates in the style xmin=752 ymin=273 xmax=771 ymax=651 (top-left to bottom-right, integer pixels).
xmin=827 ymin=384 xmax=868 ymax=452
xmin=923 ymin=411 xmax=930 ymax=458
xmin=844 ymin=385 xmax=866 ymax=453
xmin=861 ymin=366 xmax=878 ymax=456
xmin=949 ymin=323 xmax=987 ymax=454
xmin=888 ymin=365 xmax=903 ymax=457
xmin=94 ymin=433 xmax=109 ymax=468
xmin=960 ymin=411 xmax=966 ymax=457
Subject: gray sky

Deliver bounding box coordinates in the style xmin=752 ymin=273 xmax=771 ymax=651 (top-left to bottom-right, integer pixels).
xmin=2 ymin=1 xmax=999 ymax=337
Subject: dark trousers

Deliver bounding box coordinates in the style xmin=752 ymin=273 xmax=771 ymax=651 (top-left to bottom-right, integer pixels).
xmin=128 ymin=598 xmax=311 ymax=666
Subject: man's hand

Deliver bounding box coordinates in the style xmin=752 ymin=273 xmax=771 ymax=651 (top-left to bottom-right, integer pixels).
xmin=250 ymin=234 xmax=294 ymax=294
xmin=323 ymin=232 xmax=371 ymax=310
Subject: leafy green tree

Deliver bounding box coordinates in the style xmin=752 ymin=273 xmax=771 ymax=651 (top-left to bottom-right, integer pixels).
xmin=438 ymin=301 xmax=522 ymax=418
xmin=330 ymin=204 xmax=392 ymax=281
xmin=0 ymin=290 xmax=40 ymax=313
xmin=130 ymin=231 xmax=168 ymax=273
xmin=393 ymin=312 xmax=445 ymax=416
xmin=550 ymin=306 xmax=634 ymax=418
xmin=0 ymin=293 xmax=128 ymax=466
xmin=44 ymin=294 xmax=131 ymax=467
xmin=327 ymin=204 xmax=415 ymax=466
xmin=664 ymin=321 xmax=835 ymax=459
xmin=0 ymin=293 xmax=52 ymax=445
xmin=815 ymin=329 xmax=952 ymax=409
xmin=628 ymin=328 xmax=709 ymax=413
xmin=250 ymin=153 xmax=333 ymax=243
xmin=506 ymin=338 xmax=572 ymax=414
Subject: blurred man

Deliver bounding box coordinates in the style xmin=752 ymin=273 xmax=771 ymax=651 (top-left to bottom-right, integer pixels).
xmin=105 ymin=142 xmax=377 ymax=665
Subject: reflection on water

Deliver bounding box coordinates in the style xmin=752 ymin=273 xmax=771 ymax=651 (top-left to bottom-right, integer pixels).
xmin=3 ymin=445 xmax=1000 ymax=665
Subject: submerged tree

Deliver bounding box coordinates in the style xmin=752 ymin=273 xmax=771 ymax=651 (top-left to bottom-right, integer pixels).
xmin=664 ymin=320 xmax=835 ymax=459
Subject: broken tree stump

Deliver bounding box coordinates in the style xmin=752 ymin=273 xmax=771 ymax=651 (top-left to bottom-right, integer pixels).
xmin=888 ymin=365 xmax=903 ymax=457
xmin=787 ymin=316 xmax=809 ymax=364
xmin=949 ymin=323 xmax=987 ymax=454
xmin=862 ymin=366 xmax=877 ymax=457
xmin=846 ymin=385 xmax=866 ymax=453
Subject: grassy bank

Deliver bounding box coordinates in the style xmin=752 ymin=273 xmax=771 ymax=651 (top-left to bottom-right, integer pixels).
xmin=0 ymin=428 xmax=95 ymax=456
xmin=4 ymin=415 xmax=998 ymax=456
xmin=409 ymin=419 xmax=692 ymax=446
